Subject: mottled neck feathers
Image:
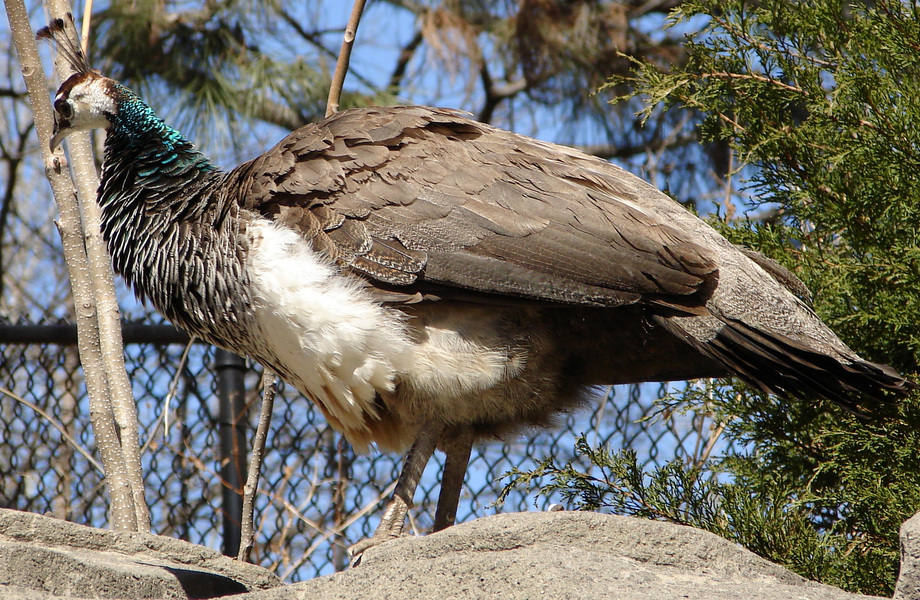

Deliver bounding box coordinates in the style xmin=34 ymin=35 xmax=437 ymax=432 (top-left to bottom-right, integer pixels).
xmin=95 ymin=83 xmax=241 ymax=330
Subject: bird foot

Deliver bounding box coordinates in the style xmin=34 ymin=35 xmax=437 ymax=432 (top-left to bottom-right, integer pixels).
xmin=347 ymin=532 xmax=402 ymax=566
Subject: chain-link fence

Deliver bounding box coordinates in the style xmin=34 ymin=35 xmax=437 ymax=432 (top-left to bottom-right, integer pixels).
xmin=0 ymin=320 xmax=730 ymax=581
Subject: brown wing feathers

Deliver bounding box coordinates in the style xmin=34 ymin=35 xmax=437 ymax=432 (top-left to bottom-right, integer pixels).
xmin=242 ymin=106 xmax=717 ymax=308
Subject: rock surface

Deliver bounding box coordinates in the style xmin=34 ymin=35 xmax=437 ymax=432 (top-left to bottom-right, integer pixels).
xmin=245 ymin=511 xmax=879 ymax=600
xmin=1 ymin=507 xmax=910 ymax=599
xmin=896 ymin=511 xmax=920 ymax=600
xmin=0 ymin=508 xmax=281 ymax=599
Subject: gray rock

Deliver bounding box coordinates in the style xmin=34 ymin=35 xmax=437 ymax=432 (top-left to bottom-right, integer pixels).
xmin=4 ymin=507 xmax=910 ymax=599
xmin=243 ymin=511 xmax=880 ymax=600
xmin=0 ymin=583 xmax=88 ymax=600
xmin=0 ymin=508 xmax=281 ymax=599
xmin=896 ymin=511 xmax=920 ymax=599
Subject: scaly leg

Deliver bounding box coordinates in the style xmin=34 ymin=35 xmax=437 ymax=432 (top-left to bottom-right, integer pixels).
xmin=432 ymin=427 xmax=474 ymax=532
xmin=348 ymin=421 xmax=441 ymax=559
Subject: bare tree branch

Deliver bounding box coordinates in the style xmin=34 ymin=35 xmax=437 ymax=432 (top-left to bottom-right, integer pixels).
xmin=326 ymin=0 xmax=367 ymax=117
xmin=478 ymin=60 xmax=528 ymax=124
xmin=277 ymin=8 xmax=378 ymax=94
xmin=389 ymin=28 xmax=424 ymax=97
xmin=0 ymin=385 xmax=104 ymax=473
xmin=0 ymin=121 xmax=30 ymax=300
xmin=79 ymin=0 xmax=92 ymax=53
xmin=238 ymin=370 xmax=277 ymax=562
xmin=575 ymin=130 xmax=700 ymax=161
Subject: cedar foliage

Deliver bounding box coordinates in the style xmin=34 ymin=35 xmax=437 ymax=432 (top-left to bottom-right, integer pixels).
xmin=505 ymin=1 xmax=920 ymax=595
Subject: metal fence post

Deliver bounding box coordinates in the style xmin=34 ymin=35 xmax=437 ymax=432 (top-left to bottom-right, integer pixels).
xmin=214 ymin=348 xmax=248 ymax=557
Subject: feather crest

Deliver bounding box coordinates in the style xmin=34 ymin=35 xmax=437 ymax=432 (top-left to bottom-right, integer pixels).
xmin=36 ymin=13 xmax=92 ymax=75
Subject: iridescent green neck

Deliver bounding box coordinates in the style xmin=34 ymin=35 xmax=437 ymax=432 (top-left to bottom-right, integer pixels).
xmin=105 ymin=83 xmax=216 ymax=175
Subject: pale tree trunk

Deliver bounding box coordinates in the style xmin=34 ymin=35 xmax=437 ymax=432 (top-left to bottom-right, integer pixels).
xmin=5 ymin=0 xmax=149 ymax=531
xmin=44 ymin=0 xmax=150 ymax=532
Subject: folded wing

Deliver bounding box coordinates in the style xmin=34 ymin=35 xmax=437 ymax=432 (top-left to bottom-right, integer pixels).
xmin=235 ymin=106 xmax=718 ymax=308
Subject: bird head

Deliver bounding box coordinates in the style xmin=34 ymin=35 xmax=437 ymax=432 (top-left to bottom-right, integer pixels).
xmin=49 ymin=71 xmax=118 ymax=150
xmin=38 ymin=14 xmax=114 ymax=150
xmin=49 ymin=71 xmax=116 ymax=150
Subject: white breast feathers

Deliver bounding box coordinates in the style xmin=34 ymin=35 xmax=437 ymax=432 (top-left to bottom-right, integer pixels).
xmin=245 ymin=220 xmax=414 ymax=438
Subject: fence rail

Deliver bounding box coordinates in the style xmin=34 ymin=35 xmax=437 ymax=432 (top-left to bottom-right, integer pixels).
xmin=0 ymin=320 xmax=725 ymax=581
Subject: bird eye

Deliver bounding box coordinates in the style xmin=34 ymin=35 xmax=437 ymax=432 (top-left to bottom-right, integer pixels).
xmin=54 ymin=97 xmax=73 ymax=119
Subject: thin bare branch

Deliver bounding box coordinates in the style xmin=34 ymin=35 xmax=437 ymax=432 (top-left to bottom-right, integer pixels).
xmin=140 ymin=338 xmax=196 ymax=456
xmin=0 ymin=385 xmax=104 ymax=473
xmin=478 ymin=60 xmax=528 ymax=124
xmin=238 ymin=369 xmax=278 ymax=562
xmin=326 ymin=0 xmax=367 ymax=117
xmin=0 ymin=123 xmax=30 ymax=300
xmin=79 ymin=0 xmax=92 ymax=54
xmin=697 ymin=422 xmax=726 ymax=467
xmin=278 ymin=8 xmax=379 ymax=94
xmin=280 ymin=480 xmax=399 ymax=580
xmin=389 ymin=28 xmax=424 ymax=96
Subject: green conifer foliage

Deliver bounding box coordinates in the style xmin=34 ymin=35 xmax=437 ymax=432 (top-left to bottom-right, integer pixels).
xmin=508 ymin=2 xmax=920 ymax=595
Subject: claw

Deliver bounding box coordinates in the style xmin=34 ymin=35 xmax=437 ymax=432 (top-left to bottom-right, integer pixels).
xmin=348 ymin=423 xmax=440 ymax=566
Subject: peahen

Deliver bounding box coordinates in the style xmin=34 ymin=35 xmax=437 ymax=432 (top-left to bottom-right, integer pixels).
xmin=41 ymin=17 xmax=915 ymax=556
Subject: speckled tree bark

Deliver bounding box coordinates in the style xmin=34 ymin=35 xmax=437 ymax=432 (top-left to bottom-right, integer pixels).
xmin=6 ymin=0 xmax=148 ymax=531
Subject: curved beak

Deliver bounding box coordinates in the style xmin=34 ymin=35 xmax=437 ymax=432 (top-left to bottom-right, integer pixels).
xmin=49 ymin=115 xmax=70 ymax=151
